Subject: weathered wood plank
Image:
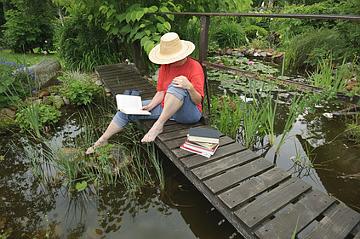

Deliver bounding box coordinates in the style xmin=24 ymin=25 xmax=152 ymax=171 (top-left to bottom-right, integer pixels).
xmin=192 ymin=149 xmax=260 ymax=180
xmin=204 ymin=158 xmax=273 ymax=194
xmin=354 ymin=229 xmax=360 ymax=239
xmin=158 ymin=127 xmax=192 ymax=141
xmin=255 ymin=190 xmax=336 ymax=239
xmin=173 ymin=136 xmax=234 ymax=158
xmin=235 ymin=178 xmax=311 ymax=228
xmin=304 ymin=203 xmax=360 ymax=239
xmin=218 ymin=168 xmax=290 ymax=209
xmin=181 ymin=142 xmax=245 ymax=169
xmin=162 ymin=121 xmax=203 ymax=134
xmin=158 ymin=125 xmax=213 ymax=142
xmin=164 ymin=136 xmax=188 ymax=149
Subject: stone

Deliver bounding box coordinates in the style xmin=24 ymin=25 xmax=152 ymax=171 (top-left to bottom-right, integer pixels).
xmin=38 ymin=90 xmax=50 ymax=98
xmin=0 ymin=108 xmax=16 ymax=119
xmin=95 ymin=80 xmax=103 ymax=86
xmin=62 ymin=97 xmax=70 ymax=105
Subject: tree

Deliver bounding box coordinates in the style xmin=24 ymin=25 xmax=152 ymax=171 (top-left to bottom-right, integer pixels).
xmin=3 ymin=0 xmax=56 ymax=52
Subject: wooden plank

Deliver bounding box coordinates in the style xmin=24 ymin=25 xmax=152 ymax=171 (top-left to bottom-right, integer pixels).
xmin=192 ymin=149 xmax=260 ymax=180
xmin=218 ymin=168 xmax=290 ymax=209
xmin=172 ymin=136 xmax=234 ymax=158
xmin=354 ymin=229 xmax=360 ymax=239
xmin=158 ymin=127 xmax=192 ymax=141
xmin=158 ymin=125 xmax=211 ymax=141
xmin=152 ymin=135 xmax=257 ymax=239
xmin=255 ymin=190 xmax=336 ymax=239
xmin=181 ymin=142 xmax=245 ymax=168
xmin=164 ymin=136 xmax=188 ymax=149
xmin=304 ymin=203 xmax=360 ymax=239
xmin=162 ymin=121 xmax=203 ymax=133
xmin=235 ymin=178 xmax=311 ymax=228
xmin=204 ymin=158 xmax=273 ymax=194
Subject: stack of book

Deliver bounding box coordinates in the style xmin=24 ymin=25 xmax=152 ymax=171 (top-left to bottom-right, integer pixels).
xmin=180 ymin=127 xmax=221 ymax=158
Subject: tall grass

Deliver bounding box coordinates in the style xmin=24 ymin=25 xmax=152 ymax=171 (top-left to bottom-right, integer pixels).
xmin=310 ymin=57 xmax=349 ymax=94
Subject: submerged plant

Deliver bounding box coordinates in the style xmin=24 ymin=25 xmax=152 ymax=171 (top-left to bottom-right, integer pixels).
xmin=344 ymin=123 xmax=360 ymax=144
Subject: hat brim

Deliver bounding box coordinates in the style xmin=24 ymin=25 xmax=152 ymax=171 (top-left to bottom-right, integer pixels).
xmin=148 ymin=40 xmax=195 ymax=65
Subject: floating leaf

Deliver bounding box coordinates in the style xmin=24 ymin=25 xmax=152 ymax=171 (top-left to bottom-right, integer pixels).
xmin=75 ymin=181 xmax=87 ymax=192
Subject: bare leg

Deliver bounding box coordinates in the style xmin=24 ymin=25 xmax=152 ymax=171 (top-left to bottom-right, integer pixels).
xmin=141 ymin=93 xmax=183 ymax=143
xmin=85 ymin=120 xmax=122 ymax=154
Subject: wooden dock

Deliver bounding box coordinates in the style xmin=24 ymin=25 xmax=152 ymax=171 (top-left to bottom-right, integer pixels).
xmin=96 ymin=63 xmax=360 ymax=239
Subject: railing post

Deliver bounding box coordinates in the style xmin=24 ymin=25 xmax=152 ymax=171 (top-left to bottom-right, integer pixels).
xmin=199 ymin=15 xmax=211 ymax=122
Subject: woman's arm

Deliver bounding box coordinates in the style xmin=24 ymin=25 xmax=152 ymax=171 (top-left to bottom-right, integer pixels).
xmin=143 ymin=91 xmax=165 ymax=111
xmin=172 ymin=76 xmax=202 ymax=105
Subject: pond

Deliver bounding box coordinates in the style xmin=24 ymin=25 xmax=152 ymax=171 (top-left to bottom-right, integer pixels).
xmin=1 ymin=54 xmax=359 ymax=238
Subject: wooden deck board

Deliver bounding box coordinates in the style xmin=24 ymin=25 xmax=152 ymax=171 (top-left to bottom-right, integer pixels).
xmin=204 ymin=158 xmax=273 ymax=194
xmin=191 ymin=149 xmax=260 ymax=180
xmin=181 ymin=142 xmax=245 ymax=169
xmin=255 ymin=190 xmax=336 ymax=239
xmin=218 ymin=167 xmax=291 ymax=209
xmin=235 ymin=178 xmax=311 ymax=228
xmin=303 ymin=203 xmax=360 ymax=239
xmin=97 ymin=63 xmax=360 ymax=239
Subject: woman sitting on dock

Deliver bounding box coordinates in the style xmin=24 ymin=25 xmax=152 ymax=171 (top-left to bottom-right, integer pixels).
xmin=86 ymin=32 xmax=205 ymax=154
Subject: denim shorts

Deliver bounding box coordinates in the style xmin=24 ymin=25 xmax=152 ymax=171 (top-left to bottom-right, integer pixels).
xmin=112 ymin=83 xmax=202 ymax=128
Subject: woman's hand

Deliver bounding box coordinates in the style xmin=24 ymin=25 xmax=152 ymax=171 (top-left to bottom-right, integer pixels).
xmin=142 ymin=103 xmax=154 ymax=111
xmin=172 ymin=76 xmax=192 ymax=90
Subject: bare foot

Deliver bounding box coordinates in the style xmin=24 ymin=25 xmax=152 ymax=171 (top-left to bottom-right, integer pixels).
xmin=85 ymin=139 xmax=108 ymax=155
xmin=141 ymin=123 xmax=164 ymax=143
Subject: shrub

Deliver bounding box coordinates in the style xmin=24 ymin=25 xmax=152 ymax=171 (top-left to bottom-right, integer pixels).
xmin=55 ymin=15 xmax=122 ymax=72
xmin=3 ymin=0 xmax=55 ymax=52
xmin=59 ymin=71 xmax=102 ymax=105
xmin=15 ymin=102 xmax=61 ymax=136
xmin=212 ymin=20 xmax=246 ymax=48
xmin=285 ymin=29 xmax=348 ymax=72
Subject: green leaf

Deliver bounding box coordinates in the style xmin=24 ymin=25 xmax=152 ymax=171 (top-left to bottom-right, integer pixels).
xmin=133 ymin=31 xmax=146 ymax=42
xmin=75 ymin=181 xmax=88 ymax=192
xmin=160 ymin=6 xmax=170 ymax=12
xmin=135 ymin=10 xmax=145 ymax=21
xmin=163 ymin=22 xmax=171 ymax=31
xmin=99 ymin=5 xmax=108 ymax=14
xmin=148 ymin=6 xmax=158 ymax=13
xmin=110 ymin=27 xmax=119 ymax=35
xmin=155 ymin=15 xmax=166 ymax=23
xmin=156 ymin=23 xmax=165 ymax=32
xmin=117 ymin=13 xmax=126 ymax=23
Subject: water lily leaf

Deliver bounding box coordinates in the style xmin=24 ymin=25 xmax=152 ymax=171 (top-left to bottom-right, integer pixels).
xmin=75 ymin=181 xmax=87 ymax=192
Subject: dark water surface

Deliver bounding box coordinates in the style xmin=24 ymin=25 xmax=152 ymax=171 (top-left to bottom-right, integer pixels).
xmin=0 ymin=118 xmax=242 ymax=238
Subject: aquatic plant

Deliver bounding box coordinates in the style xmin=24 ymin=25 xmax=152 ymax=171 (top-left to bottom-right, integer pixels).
xmin=59 ymin=71 xmax=102 ymax=106
xmin=310 ymin=57 xmax=349 ymax=94
xmin=274 ymin=96 xmax=305 ymax=156
xmin=344 ymin=122 xmax=360 ymax=144
xmin=15 ymin=102 xmax=61 ymax=137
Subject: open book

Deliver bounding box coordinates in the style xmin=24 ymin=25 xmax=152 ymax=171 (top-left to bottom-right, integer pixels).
xmin=115 ymin=94 xmax=151 ymax=115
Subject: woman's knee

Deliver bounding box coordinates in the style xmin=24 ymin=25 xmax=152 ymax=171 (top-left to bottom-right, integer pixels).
xmin=166 ymin=83 xmax=188 ymax=101
xmin=112 ymin=111 xmax=129 ymax=128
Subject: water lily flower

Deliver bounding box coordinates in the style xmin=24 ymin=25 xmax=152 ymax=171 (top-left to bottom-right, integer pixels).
xmin=248 ymin=60 xmax=254 ymax=65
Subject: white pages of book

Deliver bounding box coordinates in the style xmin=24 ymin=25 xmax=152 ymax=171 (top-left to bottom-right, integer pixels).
xmin=115 ymin=94 xmax=151 ymax=115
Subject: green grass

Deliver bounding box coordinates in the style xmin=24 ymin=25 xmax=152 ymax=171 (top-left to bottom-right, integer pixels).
xmin=0 ymin=49 xmax=57 ymax=66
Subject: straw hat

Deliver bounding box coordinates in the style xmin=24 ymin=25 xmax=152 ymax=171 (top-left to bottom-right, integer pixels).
xmin=149 ymin=32 xmax=195 ymax=64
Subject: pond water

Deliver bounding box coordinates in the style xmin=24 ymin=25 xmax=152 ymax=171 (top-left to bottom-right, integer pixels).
xmin=0 ymin=108 xmax=242 ymax=238
xmin=1 ymin=55 xmax=359 ymax=238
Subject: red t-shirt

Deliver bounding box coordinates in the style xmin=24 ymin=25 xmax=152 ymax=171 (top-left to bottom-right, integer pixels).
xmin=156 ymin=58 xmax=204 ymax=112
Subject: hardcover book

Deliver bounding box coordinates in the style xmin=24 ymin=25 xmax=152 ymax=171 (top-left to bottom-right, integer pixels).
xmin=187 ymin=127 xmax=221 ymax=144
